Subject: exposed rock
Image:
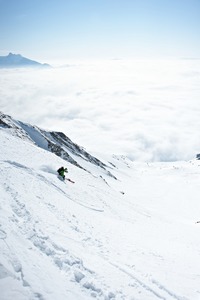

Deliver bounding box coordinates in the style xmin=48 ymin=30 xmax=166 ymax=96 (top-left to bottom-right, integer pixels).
xmin=0 ymin=112 xmax=117 ymax=179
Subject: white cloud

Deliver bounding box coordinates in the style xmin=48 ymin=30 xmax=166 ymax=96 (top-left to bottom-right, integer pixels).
xmin=0 ymin=59 xmax=200 ymax=161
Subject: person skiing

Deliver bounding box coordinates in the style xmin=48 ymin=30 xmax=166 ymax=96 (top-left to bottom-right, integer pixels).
xmin=57 ymin=166 xmax=68 ymax=180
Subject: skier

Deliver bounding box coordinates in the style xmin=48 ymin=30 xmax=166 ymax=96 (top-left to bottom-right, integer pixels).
xmin=57 ymin=166 xmax=68 ymax=180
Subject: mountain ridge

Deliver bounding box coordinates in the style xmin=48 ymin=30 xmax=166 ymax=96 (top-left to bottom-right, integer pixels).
xmin=0 ymin=112 xmax=117 ymax=179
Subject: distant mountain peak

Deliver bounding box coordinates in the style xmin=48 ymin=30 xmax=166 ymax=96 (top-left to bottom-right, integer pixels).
xmin=8 ymin=52 xmax=21 ymax=56
xmin=0 ymin=53 xmax=51 ymax=68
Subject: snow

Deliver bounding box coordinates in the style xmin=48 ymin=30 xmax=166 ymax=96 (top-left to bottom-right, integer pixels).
xmin=18 ymin=122 xmax=49 ymax=150
xmin=0 ymin=128 xmax=200 ymax=300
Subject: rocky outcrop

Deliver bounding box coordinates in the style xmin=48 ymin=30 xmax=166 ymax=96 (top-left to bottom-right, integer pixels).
xmin=0 ymin=112 xmax=116 ymax=179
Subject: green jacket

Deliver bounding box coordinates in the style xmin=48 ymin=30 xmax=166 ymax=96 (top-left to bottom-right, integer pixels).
xmin=57 ymin=167 xmax=68 ymax=177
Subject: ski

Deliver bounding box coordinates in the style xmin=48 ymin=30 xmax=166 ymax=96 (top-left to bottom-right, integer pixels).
xmin=66 ymin=178 xmax=75 ymax=184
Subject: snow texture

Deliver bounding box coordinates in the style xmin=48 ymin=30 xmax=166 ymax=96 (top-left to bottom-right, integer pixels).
xmin=0 ymin=115 xmax=200 ymax=300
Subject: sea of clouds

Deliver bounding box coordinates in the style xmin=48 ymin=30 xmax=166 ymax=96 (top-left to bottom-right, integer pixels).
xmin=0 ymin=59 xmax=200 ymax=161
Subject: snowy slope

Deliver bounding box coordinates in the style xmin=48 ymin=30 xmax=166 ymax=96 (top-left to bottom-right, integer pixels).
xmin=0 ymin=119 xmax=200 ymax=299
xmin=0 ymin=112 xmax=113 ymax=176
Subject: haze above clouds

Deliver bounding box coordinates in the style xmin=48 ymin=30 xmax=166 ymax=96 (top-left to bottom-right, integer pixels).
xmin=1 ymin=59 xmax=200 ymax=161
xmin=0 ymin=0 xmax=200 ymax=61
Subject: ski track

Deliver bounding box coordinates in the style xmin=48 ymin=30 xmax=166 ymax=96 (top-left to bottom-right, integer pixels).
xmin=108 ymin=262 xmax=187 ymax=300
xmin=0 ymin=161 xmax=125 ymax=299
xmin=4 ymin=160 xmax=105 ymax=212
xmin=0 ymin=155 xmax=198 ymax=299
xmin=67 ymin=195 xmax=105 ymax=212
xmin=2 ymin=185 xmax=109 ymax=299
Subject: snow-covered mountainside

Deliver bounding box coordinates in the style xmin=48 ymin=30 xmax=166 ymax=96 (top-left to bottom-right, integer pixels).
xmin=0 ymin=112 xmax=115 ymax=178
xmin=0 ymin=53 xmax=50 ymax=68
xmin=0 ymin=113 xmax=200 ymax=300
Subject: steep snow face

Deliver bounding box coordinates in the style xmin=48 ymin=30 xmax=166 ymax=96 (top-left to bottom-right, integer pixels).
xmin=0 ymin=112 xmax=112 ymax=176
xmin=0 ymin=125 xmax=200 ymax=299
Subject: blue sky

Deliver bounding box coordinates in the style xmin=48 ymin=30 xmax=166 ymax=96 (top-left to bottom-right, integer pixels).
xmin=0 ymin=0 xmax=199 ymax=61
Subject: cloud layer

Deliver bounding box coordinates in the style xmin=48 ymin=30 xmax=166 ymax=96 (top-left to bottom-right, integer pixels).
xmin=1 ymin=59 xmax=200 ymax=161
